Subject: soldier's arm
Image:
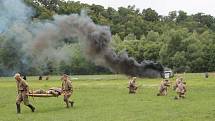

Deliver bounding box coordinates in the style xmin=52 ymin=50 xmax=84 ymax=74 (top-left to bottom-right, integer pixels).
xmin=61 ymin=82 xmax=64 ymax=91
xmin=23 ymin=81 xmax=29 ymax=93
xmin=183 ymin=86 xmax=187 ymax=92
xmin=16 ymin=82 xmax=19 ymax=94
xmin=68 ymin=81 xmax=72 ymax=90
xmin=165 ymin=83 xmax=171 ymax=87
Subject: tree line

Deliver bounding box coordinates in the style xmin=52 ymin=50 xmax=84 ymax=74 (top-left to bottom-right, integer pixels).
xmin=1 ymin=0 xmax=215 ymax=76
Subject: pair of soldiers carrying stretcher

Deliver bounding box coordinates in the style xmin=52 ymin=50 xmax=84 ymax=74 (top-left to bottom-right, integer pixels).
xmin=14 ymin=73 xmax=74 ymax=114
xmin=29 ymin=87 xmax=62 ymax=97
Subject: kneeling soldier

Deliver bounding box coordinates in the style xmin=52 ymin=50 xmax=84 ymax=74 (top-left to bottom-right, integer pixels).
xmin=173 ymin=77 xmax=183 ymax=90
xmin=128 ymin=77 xmax=138 ymax=94
xmin=61 ymin=74 xmax=74 ymax=108
xmin=157 ymin=79 xmax=170 ymax=96
xmin=175 ymin=81 xmax=186 ymax=99
xmin=15 ymin=73 xmax=35 ymax=114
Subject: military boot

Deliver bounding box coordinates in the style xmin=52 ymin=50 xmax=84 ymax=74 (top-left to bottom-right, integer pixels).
xmin=69 ymin=101 xmax=74 ymax=107
xmin=65 ymin=101 xmax=69 ymax=108
xmin=174 ymin=96 xmax=179 ymax=100
xmin=16 ymin=103 xmax=21 ymax=114
xmin=27 ymin=104 xmax=35 ymax=112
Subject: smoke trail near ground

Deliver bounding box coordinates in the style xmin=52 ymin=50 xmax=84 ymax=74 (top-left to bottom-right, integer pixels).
xmin=0 ymin=0 xmax=164 ymax=78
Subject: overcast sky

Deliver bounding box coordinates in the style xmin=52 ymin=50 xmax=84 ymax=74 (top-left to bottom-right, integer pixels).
xmin=73 ymin=0 xmax=214 ymax=16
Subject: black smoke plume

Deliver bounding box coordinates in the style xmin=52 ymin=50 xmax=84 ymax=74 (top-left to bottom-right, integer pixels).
xmin=0 ymin=0 xmax=164 ymax=78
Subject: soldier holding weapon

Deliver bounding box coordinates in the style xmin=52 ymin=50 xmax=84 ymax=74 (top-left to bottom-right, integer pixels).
xmin=128 ymin=77 xmax=138 ymax=94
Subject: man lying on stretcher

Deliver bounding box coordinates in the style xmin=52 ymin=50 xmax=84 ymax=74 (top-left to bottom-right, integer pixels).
xmin=29 ymin=87 xmax=62 ymax=97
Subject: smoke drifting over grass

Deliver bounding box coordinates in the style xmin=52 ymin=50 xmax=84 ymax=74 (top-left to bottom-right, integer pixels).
xmin=0 ymin=0 xmax=164 ymax=77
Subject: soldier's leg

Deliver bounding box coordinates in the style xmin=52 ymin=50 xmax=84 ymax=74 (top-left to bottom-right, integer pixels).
xmin=67 ymin=94 xmax=74 ymax=107
xmin=128 ymin=87 xmax=131 ymax=93
xmin=16 ymin=103 xmax=21 ymax=114
xmin=129 ymin=90 xmax=132 ymax=94
xmin=16 ymin=93 xmax=22 ymax=114
xmin=161 ymin=91 xmax=165 ymax=96
xmin=179 ymin=93 xmax=183 ymax=98
xmin=129 ymin=87 xmax=135 ymax=94
xmin=27 ymin=104 xmax=35 ymax=112
xmin=129 ymin=88 xmax=132 ymax=94
xmin=134 ymin=87 xmax=138 ymax=93
xmin=164 ymin=89 xmax=167 ymax=96
xmin=22 ymin=92 xmax=35 ymax=112
xmin=69 ymin=101 xmax=74 ymax=107
xmin=174 ymin=92 xmax=180 ymax=100
xmin=180 ymin=93 xmax=185 ymax=99
xmin=64 ymin=95 xmax=70 ymax=108
xmin=173 ymin=86 xmax=176 ymax=90
xmin=159 ymin=88 xmax=165 ymax=96
xmin=181 ymin=95 xmax=185 ymax=98
xmin=163 ymin=90 xmax=167 ymax=96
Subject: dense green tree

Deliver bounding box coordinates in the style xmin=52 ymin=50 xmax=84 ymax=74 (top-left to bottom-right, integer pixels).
xmin=176 ymin=10 xmax=188 ymax=23
xmin=142 ymin=8 xmax=159 ymax=22
xmin=2 ymin=0 xmax=215 ymax=76
xmin=168 ymin=11 xmax=177 ymax=21
xmin=171 ymin=51 xmax=187 ymax=72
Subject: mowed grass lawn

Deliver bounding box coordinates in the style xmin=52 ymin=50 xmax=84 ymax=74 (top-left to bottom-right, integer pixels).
xmin=0 ymin=73 xmax=215 ymax=121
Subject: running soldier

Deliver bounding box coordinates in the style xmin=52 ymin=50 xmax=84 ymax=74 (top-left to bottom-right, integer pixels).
xmin=15 ymin=73 xmax=35 ymax=114
xmin=61 ymin=74 xmax=74 ymax=108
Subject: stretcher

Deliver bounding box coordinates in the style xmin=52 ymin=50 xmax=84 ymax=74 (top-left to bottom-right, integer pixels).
xmin=28 ymin=93 xmax=59 ymax=97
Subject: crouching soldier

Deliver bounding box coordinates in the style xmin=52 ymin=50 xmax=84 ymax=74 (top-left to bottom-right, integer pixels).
xmin=157 ymin=79 xmax=170 ymax=96
xmin=128 ymin=77 xmax=138 ymax=94
xmin=173 ymin=77 xmax=183 ymax=90
xmin=15 ymin=73 xmax=35 ymax=114
xmin=61 ymin=74 xmax=74 ymax=108
xmin=175 ymin=81 xmax=186 ymax=99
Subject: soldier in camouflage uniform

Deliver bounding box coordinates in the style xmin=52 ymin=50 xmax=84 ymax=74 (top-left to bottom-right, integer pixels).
xmin=175 ymin=81 xmax=186 ymax=99
xmin=173 ymin=77 xmax=183 ymax=90
xmin=61 ymin=74 xmax=74 ymax=108
xmin=157 ymin=79 xmax=170 ymax=96
xmin=128 ymin=77 xmax=138 ymax=94
xmin=15 ymin=73 xmax=35 ymax=114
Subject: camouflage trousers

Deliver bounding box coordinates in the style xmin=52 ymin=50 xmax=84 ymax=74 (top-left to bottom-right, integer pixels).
xmin=63 ymin=91 xmax=72 ymax=102
xmin=177 ymin=92 xmax=185 ymax=98
xmin=16 ymin=91 xmax=29 ymax=105
xmin=129 ymin=86 xmax=137 ymax=93
xmin=159 ymin=87 xmax=167 ymax=96
xmin=157 ymin=87 xmax=167 ymax=96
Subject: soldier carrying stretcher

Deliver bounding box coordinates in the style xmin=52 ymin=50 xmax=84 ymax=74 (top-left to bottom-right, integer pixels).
xmin=61 ymin=74 xmax=74 ymax=108
xmin=15 ymin=73 xmax=35 ymax=114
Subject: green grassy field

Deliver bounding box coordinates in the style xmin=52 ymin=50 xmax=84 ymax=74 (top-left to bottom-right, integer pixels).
xmin=0 ymin=73 xmax=215 ymax=121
